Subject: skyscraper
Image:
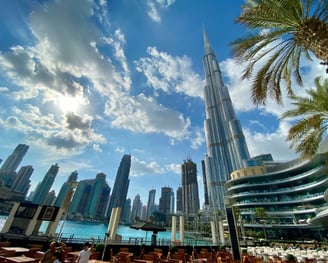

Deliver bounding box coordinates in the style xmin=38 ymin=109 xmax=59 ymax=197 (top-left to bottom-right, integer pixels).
xmin=146 ymin=189 xmax=156 ymax=218
xmin=0 ymin=144 xmax=29 ymax=188
xmin=121 ymin=198 xmax=131 ymax=223
xmin=159 ymin=186 xmax=174 ymax=215
xmin=11 ymin=165 xmax=34 ymax=198
xmin=107 ymin=154 xmax=131 ymax=218
xmin=203 ymin=31 xmax=250 ymax=211
xmin=85 ymin=172 xmax=107 ymax=218
xmin=176 ymin=187 xmax=183 ymax=213
xmin=68 ymin=179 xmax=93 ymax=217
xmin=0 ymin=144 xmax=29 ymax=172
xmin=181 ymin=159 xmax=200 ymax=215
xmin=54 ymin=170 xmax=78 ymax=207
xmin=130 ymin=194 xmax=142 ymax=223
xmin=201 ymin=160 xmax=209 ymax=206
xmin=32 ymin=163 xmax=59 ymax=205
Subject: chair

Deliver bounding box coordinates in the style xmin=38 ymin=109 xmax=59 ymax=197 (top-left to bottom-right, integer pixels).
xmin=1 ymin=250 xmax=16 ymax=257
xmin=0 ymin=256 xmax=7 ymax=263
xmin=34 ymin=251 xmax=45 ymax=263
xmin=24 ymin=248 xmax=41 ymax=258
xmin=0 ymin=242 xmax=11 ymax=248
xmin=90 ymin=252 xmax=100 ymax=260
xmin=143 ymin=254 xmax=155 ymax=261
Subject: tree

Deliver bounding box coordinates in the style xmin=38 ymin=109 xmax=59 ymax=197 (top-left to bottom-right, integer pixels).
xmin=281 ymin=77 xmax=328 ymax=158
xmin=231 ymin=0 xmax=328 ymax=105
xmin=254 ymin=207 xmax=267 ymax=239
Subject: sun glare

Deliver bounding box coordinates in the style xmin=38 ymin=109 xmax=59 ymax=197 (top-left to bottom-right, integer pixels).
xmin=58 ymin=95 xmax=79 ymax=113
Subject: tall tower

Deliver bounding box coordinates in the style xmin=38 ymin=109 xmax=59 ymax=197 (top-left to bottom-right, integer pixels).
xmin=54 ymin=170 xmax=78 ymax=207
xmin=85 ymin=172 xmax=107 ymax=218
xmin=203 ymin=31 xmax=250 ymax=211
xmin=32 ymin=163 xmax=59 ymax=205
xmin=121 ymin=198 xmax=131 ymax=223
xmin=0 ymin=144 xmax=29 ymax=187
xmin=107 ymin=154 xmax=131 ymax=218
xmin=159 ymin=186 xmax=174 ymax=215
xmin=147 ymin=189 xmax=156 ymax=218
xmin=0 ymin=144 xmax=29 ymax=172
xmin=201 ymin=160 xmax=209 ymax=206
xmin=181 ymin=159 xmax=200 ymax=215
xmin=11 ymin=165 xmax=34 ymax=197
xmin=176 ymin=187 xmax=183 ymax=213
xmin=130 ymin=194 xmax=142 ymax=223
xmin=68 ymin=179 xmax=92 ymax=216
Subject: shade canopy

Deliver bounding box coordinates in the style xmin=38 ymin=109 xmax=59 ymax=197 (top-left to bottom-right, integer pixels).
xmin=130 ymin=221 xmax=166 ymax=233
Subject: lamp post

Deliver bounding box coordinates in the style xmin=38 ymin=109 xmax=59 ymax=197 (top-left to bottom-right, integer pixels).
xmin=58 ymin=181 xmax=78 ymax=239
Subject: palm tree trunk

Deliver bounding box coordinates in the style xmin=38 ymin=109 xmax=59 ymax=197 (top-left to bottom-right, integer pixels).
xmin=294 ymin=18 xmax=328 ymax=60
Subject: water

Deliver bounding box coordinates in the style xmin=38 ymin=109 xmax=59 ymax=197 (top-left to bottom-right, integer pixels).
xmin=48 ymin=220 xmax=177 ymax=242
xmin=0 ymin=216 xmax=211 ymax=246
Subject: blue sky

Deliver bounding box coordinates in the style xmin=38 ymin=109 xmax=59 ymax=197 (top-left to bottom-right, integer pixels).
xmin=0 ymin=0 xmax=325 ymax=206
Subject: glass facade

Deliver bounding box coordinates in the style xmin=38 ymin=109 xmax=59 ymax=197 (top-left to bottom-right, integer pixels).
xmin=225 ymin=153 xmax=328 ymax=240
xmin=203 ymin=31 xmax=250 ymax=212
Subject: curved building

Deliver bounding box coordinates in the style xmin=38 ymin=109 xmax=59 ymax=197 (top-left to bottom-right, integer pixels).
xmin=225 ymin=152 xmax=328 ymax=240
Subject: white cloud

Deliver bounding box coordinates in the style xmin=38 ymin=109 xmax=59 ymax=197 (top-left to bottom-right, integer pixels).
xmin=130 ymin=155 xmax=165 ymax=176
xmin=220 ymin=48 xmax=326 ymax=161
xmin=135 ymin=46 xmax=204 ymax=98
xmin=166 ymin=163 xmax=181 ymax=174
xmin=145 ymin=0 xmax=176 ymax=22
xmin=104 ymin=93 xmax=191 ymax=140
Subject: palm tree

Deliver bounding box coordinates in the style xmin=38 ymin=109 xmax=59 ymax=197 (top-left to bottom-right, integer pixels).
xmin=281 ymin=77 xmax=328 ymax=158
xmin=231 ymin=0 xmax=328 ymax=105
xmin=254 ymin=207 xmax=267 ymax=239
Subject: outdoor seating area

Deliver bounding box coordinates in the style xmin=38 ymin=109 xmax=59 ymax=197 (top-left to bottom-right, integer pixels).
xmin=1 ymin=240 xmax=328 ymax=263
xmin=243 ymin=245 xmax=328 ymax=263
xmin=0 ymin=242 xmax=41 ymax=263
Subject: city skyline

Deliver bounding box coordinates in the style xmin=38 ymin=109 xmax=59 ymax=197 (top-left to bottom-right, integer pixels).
xmin=0 ymin=0 xmax=325 ymax=206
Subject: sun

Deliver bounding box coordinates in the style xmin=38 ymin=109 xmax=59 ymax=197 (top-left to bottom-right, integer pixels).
xmin=57 ymin=95 xmax=79 ymax=113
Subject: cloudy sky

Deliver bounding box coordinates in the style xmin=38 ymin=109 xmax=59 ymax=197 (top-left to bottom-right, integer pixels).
xmin=0 ymin=0 xmax=326 ymax=206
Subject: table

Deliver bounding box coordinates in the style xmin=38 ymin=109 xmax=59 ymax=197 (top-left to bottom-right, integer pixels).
xmin=67 ymin=251 xmax=80 ymax=257
xmin=66 ymin=251 xmax=80 ymax=262
xmin=88 ymin=260 xmax=110 ymax=263
xmin=4 ymin=256 xmax=36 ymax=263
xmin=1 ymin=247 xmax=30 ymax=254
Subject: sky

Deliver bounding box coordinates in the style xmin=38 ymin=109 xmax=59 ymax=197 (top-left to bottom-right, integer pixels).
xmin=0 ymin=0 xmax=326 ymax=207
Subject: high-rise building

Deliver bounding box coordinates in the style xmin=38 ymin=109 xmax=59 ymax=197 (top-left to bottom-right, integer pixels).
xmin=0 ymin=144 xmax=29 ymax=172
xmin=54 ymin=170 xmax=78 ymax=207
xmin=44 ymin=189 xmax=56 ymax=205
xmin=11 ymin=165 xmax=34 ymax=198
xmin=159 ymin=187 xmax=174 ymax=215
xmin=107 ymin=154 xmax=131 ymax=218
xmin=130 ymin=194 xmax=142 ymax=223
xmin=176 ymin=187 xmax=183 ymax=213
xmin=121 ymin=198 xmax=131 ymax=223
xmin=202 ymin=31 xmax=250 ymax=211
xmin=0 ymin=144 xmax=29 ymax=188
xmin=226 ymin=150 xmax=328 ymax=240
xmin=146 ymin=189 xmax=156 ymax=218
xmin=85 ymin=172 xmax=107 ymax=218
xmin=32 ymin=163 xmax=59 ymax=205
xmin=181 ymin=159 xmax=200 ymax=215
xmin=67 ymin=174 xmax=110 ymax=220
xmin=68 ymin=179 xmax=93 ymax=218
xmin=201 ymin=160 xmax=209 ymax=206
xmin=94 ymin=182 xmax=111 ymax=220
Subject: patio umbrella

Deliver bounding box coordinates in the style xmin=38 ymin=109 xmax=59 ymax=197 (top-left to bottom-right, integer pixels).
xmin=130 ymin=222 xmax=165 ymax=245
xmin=130 ymin=221 xmax=166 ymax=233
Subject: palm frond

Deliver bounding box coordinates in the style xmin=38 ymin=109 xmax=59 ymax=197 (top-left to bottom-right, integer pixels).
xmin=281 ymin=77 xmax=328 ymax=157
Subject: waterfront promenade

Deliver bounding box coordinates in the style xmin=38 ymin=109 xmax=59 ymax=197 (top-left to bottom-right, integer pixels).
xmin=1 ymin=236 xmax=328 ymax=263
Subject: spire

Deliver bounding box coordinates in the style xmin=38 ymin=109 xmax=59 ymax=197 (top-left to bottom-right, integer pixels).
xmin=203 ymin=26 xmax=214 ymax=55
